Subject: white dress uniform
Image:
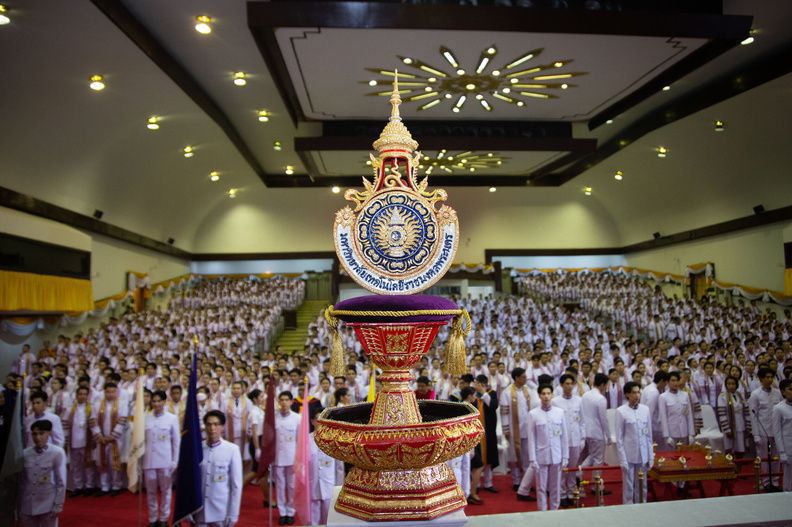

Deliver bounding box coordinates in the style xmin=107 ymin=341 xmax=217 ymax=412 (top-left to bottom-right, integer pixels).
xmin=771 ymin=400 xmax=792 ymax=491
xmin=552 ymin=394 xmax=584 ymax=499
xmin=447 ymin=452 xmax=471 ymax=498
xmin=20 ymin=444 xmax=67 ymax=527
xmin=273 ymin=410 xmax=301 ymax=518
xmin=615 ymin=403 xmax=653 ymax=504
xmin=527 ymin=405 xmax=568 ymax=511
xmin=143 ymin=410 xmax=180 ymax=524
xmin=658 ymin=390 xmax=695 ymax=445
xmin=500 ymin=385 xmax=537 ymax=486
xmin=640 ymin=383 xmax=666 ymax=448
xmin=91 ymin=399 xmax=129 ymax=491
xmin=748 ymin=387 xmax=782 ymax=487
xmin=580 ymin=389 xmax=609 ymax=470
xmin=225 ymin=397 xmax=251 ymax=461
xmin=309 ymin=432 xmax=345 ymax=525
xmin=716 ymin=391 xmax=747 ymax=454
xmin=63 ymin=402 xmax=95 ymax=491
xmin=25 ymin=411 xmax=64 ymax=448
xmin=196 ymin=439 xmax=243 ymax=527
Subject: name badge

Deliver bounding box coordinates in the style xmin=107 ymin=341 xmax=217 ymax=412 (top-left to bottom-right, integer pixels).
xmin=320 ymin=460 xmax=331 ymax=468
xmin=39 ymin=474 xmax=51 ymax=484
xmin=283 ymin=434 xmax=294 ymax=443
xmin=553 ymin=427 xmax=562 ymax=436
xmin=158 ymin=434 xmax=168 ymax=441
xmin=213 ymin=473 xmax=227 ymax=483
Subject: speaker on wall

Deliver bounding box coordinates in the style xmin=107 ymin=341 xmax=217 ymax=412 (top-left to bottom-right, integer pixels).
xmin=93 ymin=209 xmax=104 ymax=220
xmin=753 ymin=204 xmax=765 ymax=215
xmin=652 ymin=232 xmax=661 ymax=240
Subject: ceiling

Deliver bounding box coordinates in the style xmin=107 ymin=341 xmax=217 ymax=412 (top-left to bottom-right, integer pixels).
xmin=0 ymin=0 xmax=790 ymax=253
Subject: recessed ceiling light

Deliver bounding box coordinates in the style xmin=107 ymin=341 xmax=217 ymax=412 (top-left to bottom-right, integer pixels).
xmin=456 ymin=69 xmax=465 ymax=75
xmin=741 ymin=36 xmax=754 ymax=45
xmin=662 ymin=85 xmax=671 ymax=91
xmin=0 ymin=4 xmax=10 ymax=25
xmin=194 ymin=15 xmax=213 ymax=34
xmin=583 ymin=186 xmax=592 ymax=196
xmin=554 ymin=61 xmax=564 ymax=68
xmin=465 ymin=83 xmax=476 ymax=90
xmin=492 ymin=70 xmax=501 ymax=77
xmin=614 ymin=170 xmax=623 ymax=181
xmin=233 ymin=72 xmax=247 ymax=86
xmin=368 ymin=80 xmax=377 ymax=86
xmin=183 ymin=146 xmax=194 ymax=158
xmin=606 ymin=119 xmax=614 ymax=124
xmin=285 ymin=166 xmax=294 ymax=175
xmin=257 ymin=109 xmax=270 ymax=122
xmin=502 ymin=88 xmax=511 ymax=94
xmin=516 ymin=101 xmax=524 ymax=107
xmin=428 ymin=77 xmax=437 ymax=83
xmin=510 ymin=78 xmax=518 ymax=84
xmin=714 ymin=120 xmax=725 ymax=132
xmin=273 ymin=140 xmax=282 ymax=151
xmin=210 ymin=171 xmax=220 ymax=182
xmin=561 ymin=83 xmax=568 ymax=89
xmin=656 ymin=146 xmax=668 ymax=158
xmin=487 ymin=47 xmax=497 ymax=55
xmin=402 ymin=57 xmax=413 ymax=65
xmin=146 ymin=116 xmax=160 ymax=130
xmin=331 ymin=186 xmax=341 ymax=194
xmin=227 ymin=188 xmax=237 ymax=198
xmin=489 ymin=187 xmax=497 ymax=193
xmin=89 ymin=74 xmax=105 ymax=91
xmin=444 ymin=93 xmax=453 ymax=99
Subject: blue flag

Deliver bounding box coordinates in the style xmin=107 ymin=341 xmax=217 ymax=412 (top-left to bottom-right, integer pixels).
xmin=0 ymin=382 xmax=24 ymax=479
xmin=173 ymin=353 xmax=203 ymax=524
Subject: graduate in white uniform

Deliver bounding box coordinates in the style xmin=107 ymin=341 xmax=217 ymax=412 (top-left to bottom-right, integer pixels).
xmin=771 ymin=379 xmax=792 ymax=492
xmin=63 ymin=386 xmax=95 ymax=495
xmin=500 ymin=368 xmax=537 ymax=497
xmin=143 ymin=390 xmax=180 ymax=527
xmin=659 ymin=371 xmax=695 ymax=447
xmin=616 ymin=381 xmax=653 ymax=504
xmin=91 ymin=382 xmax=129 ymax=495
xmin=196 ymin=410 xmax=243 ymax=527
xmin=527 ymin=384 xmax=568 ymax=511
xmin=716 ymin=376 xmax=748 ymax=456
xmin=640 ymin=371 xmax=669 ymax=450
xmin=748 ymin=367 xmax=782 ymax=489
xmin=274 ymin=391 xmax=301 ymax=525
xmin=309 ymin=406 xmax=344 ymax=525
xmin=553 ymin=373 xmax=585 ymax=506
xmin=580 ymin=373 xmax=610 ymax=473
xmin=25 ymin=391 xmax=64 ymax=448
xmin=225 ymin=382 xmax=252 ymax=465
xmin=20 ymin=420 xmax=67 ymax=527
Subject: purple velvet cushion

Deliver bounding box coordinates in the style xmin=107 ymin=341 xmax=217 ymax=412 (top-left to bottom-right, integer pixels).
xmin=332 ymin=295 xmax=459 ymax=323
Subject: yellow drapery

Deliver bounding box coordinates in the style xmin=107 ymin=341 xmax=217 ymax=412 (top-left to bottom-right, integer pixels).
xmin=783 ymin=268 xmax=792 ymax=296
xmin=0 ymin=270 xmax=93 ymax=312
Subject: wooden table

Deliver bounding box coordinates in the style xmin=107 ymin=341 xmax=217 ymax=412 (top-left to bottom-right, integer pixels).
xmin=648 ymin=444 xmax=738 ymax=500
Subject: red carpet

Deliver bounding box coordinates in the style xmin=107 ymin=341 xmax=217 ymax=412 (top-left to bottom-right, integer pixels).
xmin=59 ymin=470 xmax=765 ymax=526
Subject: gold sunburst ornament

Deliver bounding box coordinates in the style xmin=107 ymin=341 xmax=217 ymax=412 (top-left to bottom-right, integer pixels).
xmin=364 ymin=46 xmax=587 ymax=112
xmin=334 ymin=74 xmax=459 ymax=295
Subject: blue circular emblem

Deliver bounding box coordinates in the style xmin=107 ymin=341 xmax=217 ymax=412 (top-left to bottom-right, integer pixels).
xmin=356 ymin=191 xmax=437 ymax=276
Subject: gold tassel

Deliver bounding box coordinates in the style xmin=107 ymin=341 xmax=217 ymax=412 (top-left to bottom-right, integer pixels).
xmin=444 ymin=309 xmax=470 ymax=375
xmin=324 ymin=308 xmax=346 ymax=377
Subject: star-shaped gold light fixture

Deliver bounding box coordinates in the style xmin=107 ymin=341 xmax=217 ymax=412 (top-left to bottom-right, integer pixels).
xmin=364 ymin=46 xmax=587 ymax=112
xmin=364 ymin=150 xmax=506 ymax=174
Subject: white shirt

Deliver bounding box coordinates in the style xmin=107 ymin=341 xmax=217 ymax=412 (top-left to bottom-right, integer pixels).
xmin=527 ymin=405 xmax=568 ymax=466
xmin=616 ymin=403 xmax=654 ymax=467
xmin=581 ymin=389 xmax=609 ymax=441
xmin=659 ymin=390 xmax=695 ymax=439
xmin=197 ymin=439 xmax=243 ymax=524
xmin=309 ymin=432 xmax=344 ymax=500
xmin=274 ymin=410 xmax=301 ymax=467
xmin=772 ymin=400 xmax=792 ymax=459
xmin=749 ymin=387 xmax=782 ymax=439
xmin=640 ymin=383 xmax=663 ymax=436
xmin=20 ymin=444 xmax=67 ymax=516
xmin=552 ymin=394 xmax=584 ymax=447
xmin=143 ymin=410 xmax=180 ymax=470
xmin=25 ymin=410 xmax=64 ymax=448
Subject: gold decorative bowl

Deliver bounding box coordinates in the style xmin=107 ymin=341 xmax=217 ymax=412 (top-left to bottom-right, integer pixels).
xmin=315 ymin=400 xmax=483 ymax=471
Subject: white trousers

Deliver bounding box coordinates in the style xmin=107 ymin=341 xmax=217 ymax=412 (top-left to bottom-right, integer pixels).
xmin=781 ymin=461 xmax=791 ymax=492
xmin=563 ymin=446 xmax=581 ymax=498
xmin=535 ymin=463 xmax=562 ymax=511
xmin=144 ymin=468 xmax=173 ymax=522
xmin=20 ymin=514 xmax=58 ymax=527
xmin=755 ymin=436 xmax=778 ymax=487
xmin=482 ymin=465 xmax=493 ymax=488
xmin=509 ymin=437 xmax=531 ymax=485
xmin=621 ymin=463 xmax=648 ymax=504
xmin=68 ymin=447 xmax=95 ymax=490
xmin=274 ymin=465 xmax=296 ymax=516
xmin=311 ymin=498 xmax=331 ymax=525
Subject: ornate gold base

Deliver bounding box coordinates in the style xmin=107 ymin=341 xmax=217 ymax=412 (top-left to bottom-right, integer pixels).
xmin=335 ymin=463 xmax=467 ymax=522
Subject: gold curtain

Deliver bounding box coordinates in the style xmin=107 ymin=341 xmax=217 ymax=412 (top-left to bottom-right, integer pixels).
xmin=785 ymin=268 xmax=792 ymax=296
xmin=0 ymin=270 xmax=93 ymax=312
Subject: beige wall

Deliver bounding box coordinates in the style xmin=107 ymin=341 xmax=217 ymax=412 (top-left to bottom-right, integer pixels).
xmin=90 ymin=234 xmax=190 ymax=300
xmin=191 ymin=186 xmax=622 ymax=262
xmin=0 ymin=206 xmax=90 ymax=251
xmin=626 ymin=222 xmax=789 ymax=292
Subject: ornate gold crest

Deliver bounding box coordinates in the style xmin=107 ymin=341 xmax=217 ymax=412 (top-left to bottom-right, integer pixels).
xmin=333 ymin=76 xmax=459 ymax=295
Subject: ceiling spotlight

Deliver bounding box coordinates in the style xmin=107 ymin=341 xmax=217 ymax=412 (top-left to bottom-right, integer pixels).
xmin=227 ymin=188 xmax=237 ymax=198
xmin=232 ymin=72 xmax=247 ymax=86
xmin=606 ymin=119 xmax=614 ymax=124
xmin=146 ymin=116 xmax=160 ymax=130
xmin=285 ymin=165 xmax=294 ymax=175
xmin=183 ymin=146 xmax=194 ymax=158
xmin=257 ymin=109 xmax=270 ymax=122
xmin=553 ymin=61 xmax=564 ymax=68
xmin=714 ymin=120 xmax=725 ymax=132
xmin=516 ymin=101 xmax=524 ymax=107
xmin=492 ymin=70 xmax=501 ymax=77
xmin=89 ymin=74 xmax=106 ymax=91
xmin=195 ymin=15 xmax=213 ymax=34
xmin=741 ymin=36 xmax=754 ymax=45
xmin=273 ymin=140 xmax=282 ymax=151
xmin=465 ymin=83 xmax=476 ymax=91
xmin=331 ymin=186 xmax=341 ymax=194
xmin=656 ymin=146 xmax=668 ymax=158
xmin=662 ymin=85 xmax=671 ymax=91
xmin=402 ymin=57 xmax=413 ymax=65
xmin=209 ymin=171 xmax=220 ymax=182
xmin=456 ymin=69 xmax=466 ymax=76
xmin=428 ymin=77 xmax=437 ymax=83
xmin=0 ymin=4 xmax=10 ymax=25
xmin=614 ymin=170 xmax=623 ymax=181
xmin=561 ymin=83 xmax=568 ymax=89
xmin=489 ymin=187 xmax=497 ymax=193
xmin=368 ymin=80 xmax=377 ymax=86
xmin=583 ymin=186 xmax=592 ymax=196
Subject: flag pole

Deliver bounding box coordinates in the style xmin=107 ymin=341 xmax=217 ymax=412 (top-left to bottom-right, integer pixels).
xmin=137 ymin=463 xmax=143 ymax=527
xmin=268 ymin=464 xmax=273 ymax=527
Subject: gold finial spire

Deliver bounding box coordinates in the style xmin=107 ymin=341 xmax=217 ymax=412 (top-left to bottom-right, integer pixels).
xmin=373 ymin=69 xmax=418 ymax=153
